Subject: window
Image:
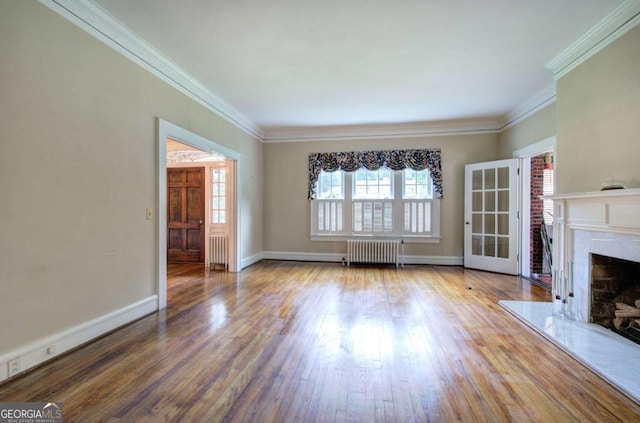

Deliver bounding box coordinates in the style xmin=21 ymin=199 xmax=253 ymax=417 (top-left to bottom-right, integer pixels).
xmin=403 ymin=169 xmax=432 ymax=199
xmin=354 ymin=168 xmax=392 ymax=199
xmin=317 ymin=171 xmax=344 ymax=199
xmin=403 ymin=169 xmax=433 ymax=235
xmin=211 ymin=167 xmax=226 ymax=224
xmin=542 ymin=167 xmax=554 ymax=225
xmin=311 ymin=168 xmax=440 ymax=242
xmin=315 ymin=171 xmax=344 ymax=235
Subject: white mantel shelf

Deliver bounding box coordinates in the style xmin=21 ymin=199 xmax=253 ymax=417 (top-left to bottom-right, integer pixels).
xmin=546 ymin=189 xmax=640 ymax=240
xmin=545 ymin=187 xmax=640 ymax=201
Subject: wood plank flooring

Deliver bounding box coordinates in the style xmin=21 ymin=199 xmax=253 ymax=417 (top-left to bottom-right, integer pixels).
xmin=2 ymin=261 xmax=640 ymax=422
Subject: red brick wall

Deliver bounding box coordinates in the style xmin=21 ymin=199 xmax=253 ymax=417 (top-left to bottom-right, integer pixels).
xmin=530 ymin=155 xmax=545 ymax=274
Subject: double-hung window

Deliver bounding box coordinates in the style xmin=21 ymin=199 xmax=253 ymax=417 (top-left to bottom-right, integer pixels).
xmin=353 ymin=168 xmax=394 ymax=234
xmin=314 ymin=170 xmax=344 ymax=234
xmin=402 ymin=169 xmax=434 ymax=235
xmin=311 ymin=167 xmax=440 ymax=242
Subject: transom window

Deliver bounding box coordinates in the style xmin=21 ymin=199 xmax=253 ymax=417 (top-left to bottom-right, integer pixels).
xmin=311 ymin=168 xmax=440 ymax=242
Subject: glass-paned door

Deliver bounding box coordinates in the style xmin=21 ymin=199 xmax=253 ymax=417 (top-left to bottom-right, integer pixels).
xmin=464 ymin=159 xmax=519 ymax=274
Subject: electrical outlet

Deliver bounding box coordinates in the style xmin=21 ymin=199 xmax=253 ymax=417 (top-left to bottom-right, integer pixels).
xmin=8 ymin=357 xmax=21 ymax=377
xmin=146 ymin=208 xmax=153 ymax=220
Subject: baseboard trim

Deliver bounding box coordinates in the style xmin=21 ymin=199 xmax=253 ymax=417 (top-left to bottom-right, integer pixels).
xmin=262 ymin=251 xmax=463 ymax=266
xmin=241 ymin=252 xmax=265 ymax=269
xmin=0 ymin=295 xmax=157 ymax=382
xmin=403 ymin=255 xmax=464 ymax=266
xmin=263 ymin=251 xmax=344 ymax=263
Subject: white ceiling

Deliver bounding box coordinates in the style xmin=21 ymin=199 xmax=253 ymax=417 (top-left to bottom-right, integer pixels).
xmin=91 ymin=0 xmax=623 ymax=135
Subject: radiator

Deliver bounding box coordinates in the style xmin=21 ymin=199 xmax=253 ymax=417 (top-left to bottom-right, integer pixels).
xmin=347 ymin=240 xmax=401 ymax=267
xmin=209 ymin=235 xmax=228 ymax=270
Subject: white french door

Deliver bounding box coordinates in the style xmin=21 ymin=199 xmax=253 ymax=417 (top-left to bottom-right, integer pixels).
xmin=464 ymin=159 xmax=519 ymax=275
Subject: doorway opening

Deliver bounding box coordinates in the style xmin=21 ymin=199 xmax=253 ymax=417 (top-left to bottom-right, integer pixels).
xmin=514 ymin=136 xmax=556 ymax=287
xmin=158 ymin=119 xmax=242 ymax=310
xmin=529 ymin=152 xmax=554 ymax=286
xmin=166 ymin=139 xmax=231 ymax=268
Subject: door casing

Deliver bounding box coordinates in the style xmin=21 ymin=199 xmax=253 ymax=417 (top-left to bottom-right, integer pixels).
xmin=157 ymin=119 xmax=242 ymax=310
xmin=512 ymin=136 xmax=556 ymax=277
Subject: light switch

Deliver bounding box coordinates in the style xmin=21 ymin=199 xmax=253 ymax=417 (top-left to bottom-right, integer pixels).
xmin=146 ymin=208 xmax=153 ymax=220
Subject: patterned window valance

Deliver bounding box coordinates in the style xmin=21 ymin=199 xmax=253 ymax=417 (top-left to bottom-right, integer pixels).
xmin=308 ymin=149 xmax=442 ymax=199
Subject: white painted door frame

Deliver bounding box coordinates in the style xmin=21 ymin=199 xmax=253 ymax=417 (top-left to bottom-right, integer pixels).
xmin=512 ymin=136 xmax=556 ymax=278
xmin=157 ymin=119 xmax=242 ymax=310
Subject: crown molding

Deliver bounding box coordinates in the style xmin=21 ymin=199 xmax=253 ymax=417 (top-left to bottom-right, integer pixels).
xmin=38 ymin=0 xmax=264 ymax=140
xmin=499 ymin=82 xmax=557 ymax=131
xmin=546 ymin=0 xmax=640 ymax=80
xmin=262 ymin=118 xmax=502 ymax=143
xmin=38 ymin=0 xmax=633 ymax=144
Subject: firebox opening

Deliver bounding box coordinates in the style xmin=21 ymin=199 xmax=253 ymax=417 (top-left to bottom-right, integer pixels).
xmin=591 ymin=253 xmax=640 ymax=345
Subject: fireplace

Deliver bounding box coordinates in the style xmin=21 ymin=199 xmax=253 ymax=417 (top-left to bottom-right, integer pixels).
xmin=546 ymin=188 xmax=640 ymax=324
xmin=500 ymin=188 xmax=640 ymax=404
xmin=591 ymin=254 xmax=640 ymax=344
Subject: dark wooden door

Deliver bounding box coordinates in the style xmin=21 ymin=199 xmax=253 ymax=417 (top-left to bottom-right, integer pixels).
xmin=167 ymin=167 xmax=205 ymax=263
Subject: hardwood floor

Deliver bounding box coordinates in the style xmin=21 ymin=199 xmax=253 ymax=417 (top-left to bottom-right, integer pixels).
xmin=2 ymin=261 xmax=639 ymax=422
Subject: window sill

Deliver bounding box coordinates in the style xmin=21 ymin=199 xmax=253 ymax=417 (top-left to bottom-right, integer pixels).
xmin=310 ymin=234 xmax=441 ymax=244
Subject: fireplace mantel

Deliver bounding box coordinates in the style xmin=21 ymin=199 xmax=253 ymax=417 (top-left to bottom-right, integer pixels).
xmin=546 ymin=188 xmax=640 ymax=322
xmin=546 ymin=188 xmax=640 ymax=233
xmin=546 ymin=188 xmax=640 ymax=201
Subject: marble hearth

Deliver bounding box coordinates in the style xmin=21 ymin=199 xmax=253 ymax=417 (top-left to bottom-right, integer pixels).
xmin=499 ymin=300 xmax=640 ymax=404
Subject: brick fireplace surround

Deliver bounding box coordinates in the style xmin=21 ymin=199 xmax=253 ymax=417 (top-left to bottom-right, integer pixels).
xmin=500 ymin=188 xmax=640 ymax=404
xmin=590 ymin=253 xmax=640 ymax=338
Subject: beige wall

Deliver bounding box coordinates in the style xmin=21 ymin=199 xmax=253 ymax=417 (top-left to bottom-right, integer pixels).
xmin=0 ymin=2 xmax=262 ymax=355
xmin=556 ymin=24 xmax=640 ymax=194
xmin=497 ymin=103 xmax=556 ymax=159
xmin=264 ymin=134 xmax=499 ymax=258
